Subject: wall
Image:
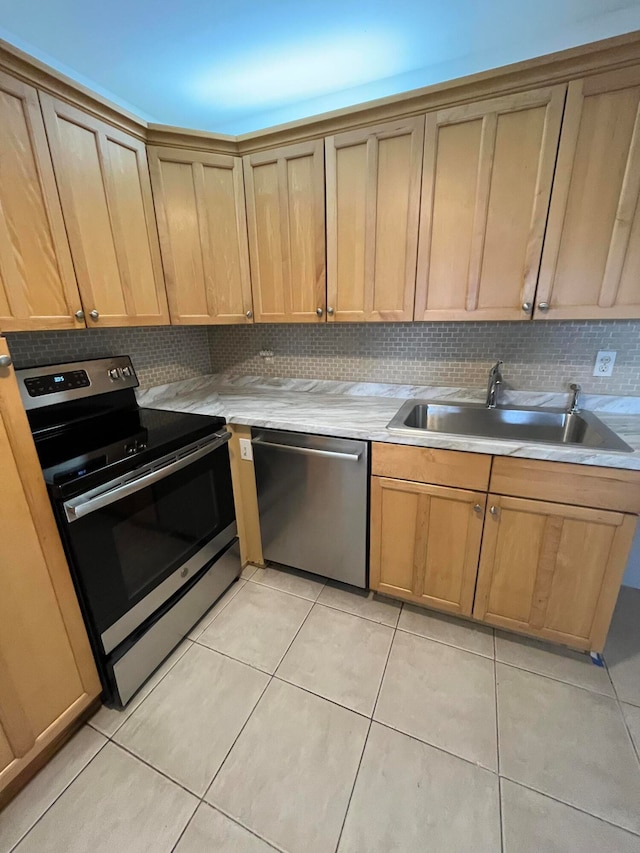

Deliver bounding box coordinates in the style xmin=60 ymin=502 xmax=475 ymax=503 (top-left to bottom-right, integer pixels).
xmin=208 ymin=319 xmax=640 ymax=395
xmin=5 ymin=326 xmax=212 ymax=388
xmin=623 ymin=527 xmax=640 ymax=588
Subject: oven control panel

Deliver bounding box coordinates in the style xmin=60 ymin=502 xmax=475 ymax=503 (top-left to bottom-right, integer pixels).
xmin=24 ymin=369 xmax=90 ymax=397
xmin=17 ymin=356 xmax=139 ymax=411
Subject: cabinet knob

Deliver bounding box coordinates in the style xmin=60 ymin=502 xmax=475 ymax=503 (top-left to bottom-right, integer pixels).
xmin=522 ymin=302 xmax=532 ymax=314
xmin=327 ymin=306 xmax=335 ymax=316
xmin=489 ymin=505 xmax=499 ymax=517
xmin=75 ymin=309 xmax=85 ymax=320
xmin=0 ymin=355 xmax=13 ymax=368
xmin=246 ymin=310 xmax=253 ymax=319
xmin=537 ymin=302 xmax=550 ymax=312
xmin=316 ymin=307 xmax=323 ymax=317
xmin=473 ymin=503 xmax=483 ymax=515
xmin=89 ymin=309 xmax=100 ymax=321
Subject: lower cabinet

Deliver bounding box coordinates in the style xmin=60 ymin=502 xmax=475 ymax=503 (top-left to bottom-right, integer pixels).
xmin=473 ymin=495 xmax=637 ymax=651
xmin=370 ymin=477 xmax=485 ymax=616
xmin=369 ymin=442 xmax=639 ymax=652
xmin=0 ymin=339 xmax=101 ymax=803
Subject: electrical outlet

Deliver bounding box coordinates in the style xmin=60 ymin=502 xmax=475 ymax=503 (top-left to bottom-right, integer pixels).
xmin=239 ymin=438 xmax=253 ymax=461
xmin=593 ymin=351 xmax=616 ymax=377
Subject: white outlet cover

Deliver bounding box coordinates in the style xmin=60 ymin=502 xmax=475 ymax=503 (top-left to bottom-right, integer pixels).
xmin=593 ymin=351 xmax=616 ymax=377
xmin=239 ymin=437 xmax=253 ymax=461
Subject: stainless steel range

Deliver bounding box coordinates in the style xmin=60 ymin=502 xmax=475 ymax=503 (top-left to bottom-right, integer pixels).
xmin=17 ymin=356 xmax=240 ymax=707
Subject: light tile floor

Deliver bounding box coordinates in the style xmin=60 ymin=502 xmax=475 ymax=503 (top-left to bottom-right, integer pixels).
xmin=2 ymin=575 xmax=640 ymax=853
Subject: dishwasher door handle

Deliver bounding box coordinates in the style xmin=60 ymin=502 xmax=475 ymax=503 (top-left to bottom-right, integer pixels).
xmin=251 ymin=437 xmax=362 ymax=462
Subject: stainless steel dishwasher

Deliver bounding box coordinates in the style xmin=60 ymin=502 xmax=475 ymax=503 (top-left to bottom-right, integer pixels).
xmin=251 ymin=429 xmax=368 ymax=587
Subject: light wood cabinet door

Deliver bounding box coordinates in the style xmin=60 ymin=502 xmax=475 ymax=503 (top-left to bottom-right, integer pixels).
xmin=243 ymin=141 xmax=325 ymax=323
xmin=370 ymin=477 xmax=485 ymax=615
xmin=473 ymin=495 xmax=637 ymax=651
xmin=0 ymin=339 xmax=100 ymax=797
xmin=415 ymin=87 xmax=565 ymax=321
xmin=39 ymin=94 xmax=169 ymax=327
xmin=325 ymin=118 xmax=424 ymax=322
xmin=537 ymin=68 xmax=640 ymax=319
xmin=148 ymin=147 xmax=253 ymax=324
xmin=0 ymin=71 xmax=83 ymax=331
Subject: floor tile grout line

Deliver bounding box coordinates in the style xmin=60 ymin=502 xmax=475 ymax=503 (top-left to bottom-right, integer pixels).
xmin=109 ymin=738 xmax=210 ymax=800
xmin=494 ymin=631 xmax=505 ymax=853
xmin=335 ymin=606 xmax=400 ymax=852
xmin=333 ymin=718 xmax=373 ymax=853
xmin=603 ymin=657 xmax=640 ymax=768
xmin=269 ymin=674 xmax=372 ymax=721
xmin=169 ymin=802 xmax=200 ymax=853
xmin=199 ymin=800 xmax=289 ymax=853
xmin=394 ymin=625 xmax=495 ymax=660
xmin=371 ymin=614 xmax=401 ymax=722
xmin=495 ymin=658 xmax=623 ymax=701
xmin=311 ymin=598 xmax=400 ymax=629
xmin=201 ymin=681 xmax=273 ymax=818
xmin=203 ymin=600 xmax=318 ymax=806
xmin=499 ymin=773 xmax=640 ymax=839
xmin=191 ymin=637 xmax=275 ymax=676
xmin=271 ymin=597 xmax=320 ymax=679
xmin=374 ymin=717 xmax=499 ymax=776
xmin=7 ymin=738 xmax=111 ymax=853
xmin=246 ymin=572 xmax=328 ymax=603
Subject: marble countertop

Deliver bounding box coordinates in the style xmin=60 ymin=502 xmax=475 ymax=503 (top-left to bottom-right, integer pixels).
xmin=136 ymin=374 xmax=640 ymax=471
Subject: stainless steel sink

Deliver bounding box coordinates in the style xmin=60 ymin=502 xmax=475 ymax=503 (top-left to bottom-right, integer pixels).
xmin=387 ymin=401 xmax=633 ymax=452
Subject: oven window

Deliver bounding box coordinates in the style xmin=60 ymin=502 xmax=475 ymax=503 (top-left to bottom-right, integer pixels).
xmin=113 ymin=465 xmax=220 ymax=599
xmin=64 ymin=444 xmax=235 ymax=639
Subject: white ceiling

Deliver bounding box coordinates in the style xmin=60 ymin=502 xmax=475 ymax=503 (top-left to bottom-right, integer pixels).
xmin=1 ymin=0 xmax=640 ymax=134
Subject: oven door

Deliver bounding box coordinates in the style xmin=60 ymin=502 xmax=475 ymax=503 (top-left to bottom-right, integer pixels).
xmin=61 ymin=432 xmax=236 ymax=653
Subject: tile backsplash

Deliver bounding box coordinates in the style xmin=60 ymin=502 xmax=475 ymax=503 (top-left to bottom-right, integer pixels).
xmin=5 ymin=326 xmax=212 ymax=388
xmin=208 ymin=320 xmax=640 ymax=395
xmin=5 ymin=319 xmax=640 ymax=395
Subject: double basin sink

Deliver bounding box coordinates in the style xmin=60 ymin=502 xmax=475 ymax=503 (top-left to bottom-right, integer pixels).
xmin=387 ymin=401 xmax=633 ymax=453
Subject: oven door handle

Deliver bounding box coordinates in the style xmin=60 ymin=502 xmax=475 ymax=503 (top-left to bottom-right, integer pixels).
xmin=63 ymin=431 xmax=231 ymax=522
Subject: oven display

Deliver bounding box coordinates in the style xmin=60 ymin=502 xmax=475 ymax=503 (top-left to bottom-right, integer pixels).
xmin=24 ymin=370 xmax=90 ymax=397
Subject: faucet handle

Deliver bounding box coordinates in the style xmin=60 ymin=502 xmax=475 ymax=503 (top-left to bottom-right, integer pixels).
xmin=568 ymin=383 xmax=581 ymax=414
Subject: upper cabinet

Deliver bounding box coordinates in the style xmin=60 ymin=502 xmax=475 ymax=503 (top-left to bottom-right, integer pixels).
xmin=325 ymin=118 xmax=424 ymax=322
xmin=40 ymin=94 xmax=169 ymax=327
xmin=149 ymin=147 xmax=253 ymax=324
xmin=415 ymin=87 xmax=565 ymax=321
xmin=0 ymin=72 xmax=83 ymax=332
xmin=243 ymin=141 xmax=325 ymax=323
xmin=537 ymin=67 xmax=640 ymax=320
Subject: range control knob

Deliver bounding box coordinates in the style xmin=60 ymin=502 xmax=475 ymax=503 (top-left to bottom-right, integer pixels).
xmin=109 ymin=368 xmax=120 ymax=380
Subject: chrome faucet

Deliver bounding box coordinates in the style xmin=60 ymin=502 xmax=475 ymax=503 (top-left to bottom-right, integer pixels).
xmin=486 ymin=361 xmax=503 ymax=408
xmin=568 ymin=383 xmax=581 ymax=414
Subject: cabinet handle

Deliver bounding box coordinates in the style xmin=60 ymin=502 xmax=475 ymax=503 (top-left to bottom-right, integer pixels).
xmin=89 ymin=310 xmax=100 ymax=321
xmin=0 ymin=355 xmax=13 ymax=368
xmin=75 ymin=309 xmax=85 ymax=320
xmin=246 ymin=310 xmax=253 ymax=319
xmin=522 ymin=302 xmax=532 ymax=314
xmin=537 ymin=302 xmax=550 ymax=312
xmin=489 ymin=505 xmax=499 ymax=517
xmin=316 ymin=307 xmax=323 ymax=317
xmin=473 ymin=503 xmax=483 ymax=515
xmin=327 ymin=306 xmax=335 ymax=316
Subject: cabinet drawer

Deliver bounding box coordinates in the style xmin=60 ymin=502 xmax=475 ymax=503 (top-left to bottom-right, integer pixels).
xmin=490 ymin=457 xmax=640 ymax=514
xmin=372 ymin=443 xmax=491 ymax=490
